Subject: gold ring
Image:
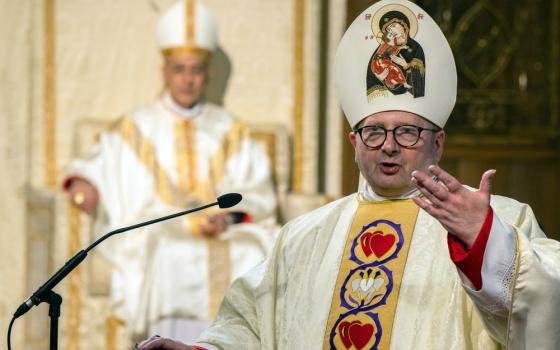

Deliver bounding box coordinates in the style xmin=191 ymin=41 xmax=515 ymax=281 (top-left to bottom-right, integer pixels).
xmin=73 ymin=192 xmax=85 ymax=205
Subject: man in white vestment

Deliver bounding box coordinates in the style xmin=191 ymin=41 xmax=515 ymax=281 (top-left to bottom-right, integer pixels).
xmin=63 ymin=0 xmax=278 ymax=343
xmin=137 ymin=0 xmax=560 ymax=349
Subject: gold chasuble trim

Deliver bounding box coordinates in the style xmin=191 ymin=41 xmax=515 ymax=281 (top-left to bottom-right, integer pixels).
xmin=175 ymin=119 xmax=198 ymax=194
xmin=207 ymin=237 xmax=231 ymax=319
xmin=117 ymin=117 xmax=174 ymax=205
xmin=174 ymin=119 xmax=232 ymax=319
xmin=44 ymin=0 xmax=57 ymax=188
xmin=67 ymin=204 xmax=81 ymax=350
xmin=323 ymin=199 xmax=419 ymax=350
xmin=204 ymin=121 xmax=250 ymax=318
xmin=210 ymin=121 xmax=248 ymax=186
xmin=186 ymin=0 xmax=195 ymax=43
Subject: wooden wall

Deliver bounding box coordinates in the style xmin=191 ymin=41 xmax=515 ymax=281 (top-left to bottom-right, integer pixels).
xmin=441 ymin=136 xmax=560 ymax=239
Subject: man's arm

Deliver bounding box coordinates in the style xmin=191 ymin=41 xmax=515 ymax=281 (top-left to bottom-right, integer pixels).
xmin=411 ymin=165 xmax=560 ymax=348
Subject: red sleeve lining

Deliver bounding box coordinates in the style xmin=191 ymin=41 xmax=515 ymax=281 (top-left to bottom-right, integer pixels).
xmin=447 ymin=207 xmax=494 ymax=290
xmin=62 ymin=176 xmax=80 ymax=190
xmin=242 ymin=213 xmax=252 ymax=223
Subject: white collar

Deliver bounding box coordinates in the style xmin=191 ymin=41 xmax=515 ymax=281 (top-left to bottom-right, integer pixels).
xmin=359 ymin=182 xmax=421 ymax=202
xmin=359 ymin=175 xmax=442 ymax=202
xmin=161 ymin=92 xmax=203 ymax=119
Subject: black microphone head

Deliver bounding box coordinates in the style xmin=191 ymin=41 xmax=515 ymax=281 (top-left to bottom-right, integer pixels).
xmin=217 ymin=193 xmax=242 ymax=209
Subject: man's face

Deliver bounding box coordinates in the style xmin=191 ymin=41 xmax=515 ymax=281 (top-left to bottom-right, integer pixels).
xmin=162 ymin=55 xmax=208 ymax=108
xmin=349 ymin=111 xmax=445 ymax=197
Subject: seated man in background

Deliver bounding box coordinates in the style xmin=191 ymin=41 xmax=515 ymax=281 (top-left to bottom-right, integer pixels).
xmin=137 ymin=0 xmax=560 ymax=349
xmin=63 ymin=0 xmax=278 ymax=344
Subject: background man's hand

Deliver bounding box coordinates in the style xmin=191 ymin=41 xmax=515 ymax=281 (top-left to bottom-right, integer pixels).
xmin=411 ymin=165 xmax=496 ymax=248
xmin=67 ymin=177 xmax=99 ymax=215
xmin=199 ymin=212 xmax=229 ymax=237
xmin=135 ymin=335 xmax=196 ymax=350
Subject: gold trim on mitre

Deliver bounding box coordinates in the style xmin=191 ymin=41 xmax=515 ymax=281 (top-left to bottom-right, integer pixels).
xmin=159 ymin=0 xmax=217 ymax=61
xmin=186 ymin=0 xmax=196 ymax=43
xmin=161 ymin=46 xmax=212 ymax=61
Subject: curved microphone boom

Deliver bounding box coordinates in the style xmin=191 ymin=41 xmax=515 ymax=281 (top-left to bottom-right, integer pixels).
xmin=12 ymin=192 xmax=242 ymax=320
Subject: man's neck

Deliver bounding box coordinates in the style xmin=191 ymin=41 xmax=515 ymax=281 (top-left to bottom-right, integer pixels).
xmin=162 ymin=92 xmax=203 ymax=119
xmin=360 ymin=183 xmax=420 ymax=202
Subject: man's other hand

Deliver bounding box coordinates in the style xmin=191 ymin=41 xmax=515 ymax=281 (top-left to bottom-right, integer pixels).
xmin=199 ymin=212 xmax=229 ymax=237
xmin=67 ymin=177 xmax=99 ymax=215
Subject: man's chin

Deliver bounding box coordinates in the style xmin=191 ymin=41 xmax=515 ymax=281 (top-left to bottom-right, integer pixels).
xmin=370 ymin=179 xmax=411 ymax=197
xmin=176 ymin=98 xmax=198 ymax=109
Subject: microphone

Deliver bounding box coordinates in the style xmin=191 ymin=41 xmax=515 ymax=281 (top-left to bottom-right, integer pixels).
xmin=217 ymin=192 xmax=242 ymax=208
xmin=13 ymin=192 xmax=242 ymax=319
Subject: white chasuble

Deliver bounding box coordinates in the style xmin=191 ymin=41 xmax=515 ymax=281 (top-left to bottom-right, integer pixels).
xmin=198 ymin=193 xmax=560 ymax=350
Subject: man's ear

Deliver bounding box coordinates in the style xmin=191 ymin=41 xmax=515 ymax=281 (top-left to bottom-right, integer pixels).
xmin=161 ymin=61 xmax=170 ymax=87
xmin=349 ymin=131 xmax=358 ymax=149
xmin=433 ymin=130 xmax=445 ymax=162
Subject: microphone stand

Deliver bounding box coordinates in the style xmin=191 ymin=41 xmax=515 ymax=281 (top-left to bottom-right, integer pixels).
xmin=46 ymin=291 xmax=62 ymax=350
xmin=11 ymin=200 xmax=223 ymax=350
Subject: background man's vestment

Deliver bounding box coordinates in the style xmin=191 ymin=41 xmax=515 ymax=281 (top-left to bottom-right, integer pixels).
xmin=66 ymin=96 xmax=278 ymax=338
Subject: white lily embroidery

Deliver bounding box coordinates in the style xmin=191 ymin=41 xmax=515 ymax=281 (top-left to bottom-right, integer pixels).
xmin=351 ymin=269 xmax=384 ymax=305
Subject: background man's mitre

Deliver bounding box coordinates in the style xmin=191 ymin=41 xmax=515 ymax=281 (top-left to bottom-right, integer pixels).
xmin=335 ymin=0 xmax=457 ymax=128
xmin=157 ymin=0 xmax=218 ymax=58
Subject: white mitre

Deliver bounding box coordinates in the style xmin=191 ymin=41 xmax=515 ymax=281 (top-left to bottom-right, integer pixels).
xmin=157 ymin=0 xmax=218 ymax=59
xmin=335 ymin=0 xmax=457 ymax=128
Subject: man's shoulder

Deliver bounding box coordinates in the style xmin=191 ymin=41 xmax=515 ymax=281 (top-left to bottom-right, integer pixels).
xmin=200 ymin=102 xmax=235 ymax=121
xmin=198 ymin=103 xmax=250 ymax=139
xmin=282 ymin=194 xmax=356 ymax=234
xmin=128 ymin=100 xmax=164 ymax=122
xmin=115 ymin=100 xmax=176 ymax=135
xmin=271 ymin=194 xmax=356 ymax=259
xmin=490 ymin=194 xmax=530 ymax=224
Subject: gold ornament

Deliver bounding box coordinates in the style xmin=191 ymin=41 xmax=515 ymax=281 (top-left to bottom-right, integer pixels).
xmin=73 ymin=192 xmax=85 ymax=205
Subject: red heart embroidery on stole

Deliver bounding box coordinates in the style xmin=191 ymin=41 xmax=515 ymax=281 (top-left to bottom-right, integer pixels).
xmin=360 ymin=233 xmax=374 ymax=257
xmin=338 ymin=321 xmax=353 ymax=348
xmin=339 ymin=321 xmax=374 ymax=349
xmin=348 ymin=322 xmax=374 ymax=349
xmin=360 ymin=230 xmax=395 ymax=258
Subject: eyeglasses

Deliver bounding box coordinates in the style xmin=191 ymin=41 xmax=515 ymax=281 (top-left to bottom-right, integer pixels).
xmin=354 ymin=125 xmax=440 ymax=149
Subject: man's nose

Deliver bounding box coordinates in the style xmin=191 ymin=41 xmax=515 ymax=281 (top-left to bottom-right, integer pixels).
xmin=181 ymin=70 xmax=195 ymax=82
xmin=381 ymin=130 xmax=398 ymax=154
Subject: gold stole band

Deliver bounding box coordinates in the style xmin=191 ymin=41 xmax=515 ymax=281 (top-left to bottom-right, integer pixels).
xmin=323 ymin=199 xmax=419 ymax=350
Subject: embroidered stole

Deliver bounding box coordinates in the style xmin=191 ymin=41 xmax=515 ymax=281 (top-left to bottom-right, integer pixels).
xmin=323 ymin=199 xmax=419 ymax=350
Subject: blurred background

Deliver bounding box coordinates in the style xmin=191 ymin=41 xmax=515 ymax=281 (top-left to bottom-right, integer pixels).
xmin=1 ymin=0 xmax=558 ymax=348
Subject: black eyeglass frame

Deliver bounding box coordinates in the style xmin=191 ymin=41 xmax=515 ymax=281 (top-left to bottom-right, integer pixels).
xmin=353 ymin=124 xmax=441 ymax=149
